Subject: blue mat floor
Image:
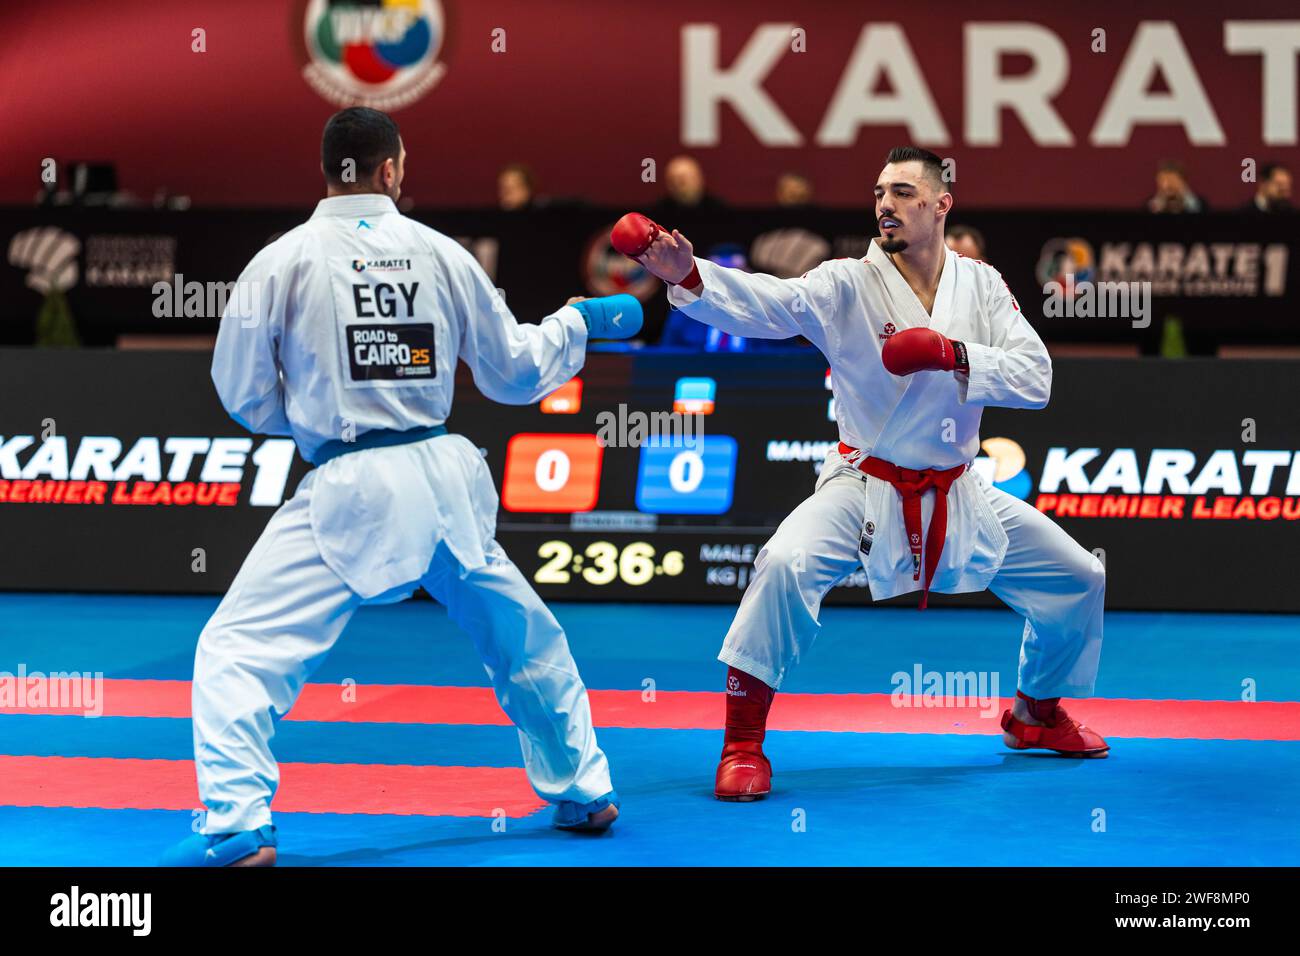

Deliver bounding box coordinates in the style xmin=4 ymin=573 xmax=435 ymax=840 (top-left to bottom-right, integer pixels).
xmin=0 ymin=593 xmax=1296 ymax=866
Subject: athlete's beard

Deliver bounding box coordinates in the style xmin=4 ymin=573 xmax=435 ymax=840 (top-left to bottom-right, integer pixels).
xmin=880 ymin=235 xmax=908 ymax=253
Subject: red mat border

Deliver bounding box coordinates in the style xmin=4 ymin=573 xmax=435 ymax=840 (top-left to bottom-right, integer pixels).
xmin=2 ymin=679 xmax=1295 ymax=741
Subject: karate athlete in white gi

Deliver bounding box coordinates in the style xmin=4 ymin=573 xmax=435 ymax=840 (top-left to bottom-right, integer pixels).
xmin=162 ymin=108 xmax=637 ymax=866
xmin=614 ymin=147 xmax=1109 ymax=802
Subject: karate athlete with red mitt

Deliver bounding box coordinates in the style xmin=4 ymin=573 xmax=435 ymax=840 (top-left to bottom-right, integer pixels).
xmin=613 ymin=147 xmax=1108 ymax=802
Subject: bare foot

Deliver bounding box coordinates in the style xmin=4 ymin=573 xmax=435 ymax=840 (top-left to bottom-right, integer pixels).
xmin=583 ymin=803 xmax=619 ymax=831
xmin=229 ymin=846 xmax=277 ymax=867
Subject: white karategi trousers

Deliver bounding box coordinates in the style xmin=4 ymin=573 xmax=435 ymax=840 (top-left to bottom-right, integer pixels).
xmin=191 ymin=434 xmax=612 ymax=834
xmin=719 ymin=467 xmax=1105 ymax=698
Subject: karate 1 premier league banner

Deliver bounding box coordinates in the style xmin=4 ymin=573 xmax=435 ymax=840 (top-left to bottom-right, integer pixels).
xmin=1 ymin=349 xmax=1297 ymax=612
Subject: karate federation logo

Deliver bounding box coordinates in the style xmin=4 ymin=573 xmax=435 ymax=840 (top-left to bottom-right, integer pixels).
xmin=299 ymin=0 xmax=448 ymax=110
xmin=1037 ymin=238 xmax=1096 ymax=294
xmin=879 ymin=321 xmax=896 ymax=341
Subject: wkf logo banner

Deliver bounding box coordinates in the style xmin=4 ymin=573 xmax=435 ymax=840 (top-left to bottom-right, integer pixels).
xmin=299 ymin=0 xmax=448 ymax=110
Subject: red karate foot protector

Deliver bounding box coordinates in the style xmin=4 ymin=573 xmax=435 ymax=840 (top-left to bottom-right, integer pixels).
xmin=1000 ymin=690 xmax=1110 ymax=758
xmin=715 ymin=666 xmax=775 ymax=801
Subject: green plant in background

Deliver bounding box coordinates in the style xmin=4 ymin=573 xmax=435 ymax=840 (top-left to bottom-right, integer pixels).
xmin=35 ymin=288 xmax=81 ymax=347
xmin=1160 ymin=315 xmax=1187 ymax=358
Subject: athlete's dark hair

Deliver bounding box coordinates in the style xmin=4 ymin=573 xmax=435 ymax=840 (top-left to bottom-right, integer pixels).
xmin=321 ymin=107 xmax=402 ymax=185
xmin=885 ymin=146 xmax=947 ymax=191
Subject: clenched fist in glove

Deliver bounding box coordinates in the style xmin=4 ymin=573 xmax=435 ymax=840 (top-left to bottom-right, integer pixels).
xmin=881 ymin=327 xmax=969 ymax=376
xmin=610 ymin=212 xmax=701 ymax=291
xmin=568 ymin=293 xmax=643 ymax=340
xmin=610 ymin=212 xmax=665 ymax=258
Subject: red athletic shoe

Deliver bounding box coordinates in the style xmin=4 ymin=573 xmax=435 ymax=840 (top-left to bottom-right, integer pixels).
xmin=1000 ymin=702 xmax=1110 ymax=758
xmin=714 ymin=740 xmax=772 ymax=801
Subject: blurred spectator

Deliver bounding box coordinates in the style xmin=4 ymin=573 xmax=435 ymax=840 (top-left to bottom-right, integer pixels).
xmin=1148 ymin=160 xmax=1204 ymax=213
xmin=1244 ymin=163 xmax=1293 ymax=213
xmin=775 ymin=172 xmax=813 ymax=207
xmin=497 ymin=163 xmax=535 ymax=211
xmin=653 ymin=155 xmax=726 ymax=213
xmin=945 ymin=224 xmax=986 ymax=261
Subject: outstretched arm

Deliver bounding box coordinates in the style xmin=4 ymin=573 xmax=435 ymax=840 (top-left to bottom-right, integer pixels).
xmin=450 ymin=246 xmax=640 ymax=405
xmin=613 ymin=212 xmax=832 ymax=347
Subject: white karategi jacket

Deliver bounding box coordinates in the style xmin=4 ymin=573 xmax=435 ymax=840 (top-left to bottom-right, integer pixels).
xmin=211 ymin=194 xmax=588 ymax=599
xmin=668 ymin=239 xmax=1052 ymax=601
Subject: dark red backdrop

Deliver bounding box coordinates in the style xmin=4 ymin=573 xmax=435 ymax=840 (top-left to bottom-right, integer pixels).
xmin=2 ymin=1 xmax=1298 ymax=208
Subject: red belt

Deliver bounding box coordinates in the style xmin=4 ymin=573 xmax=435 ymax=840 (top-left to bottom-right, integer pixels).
xmin=838 ymin=442 xmax=967 ymax=610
